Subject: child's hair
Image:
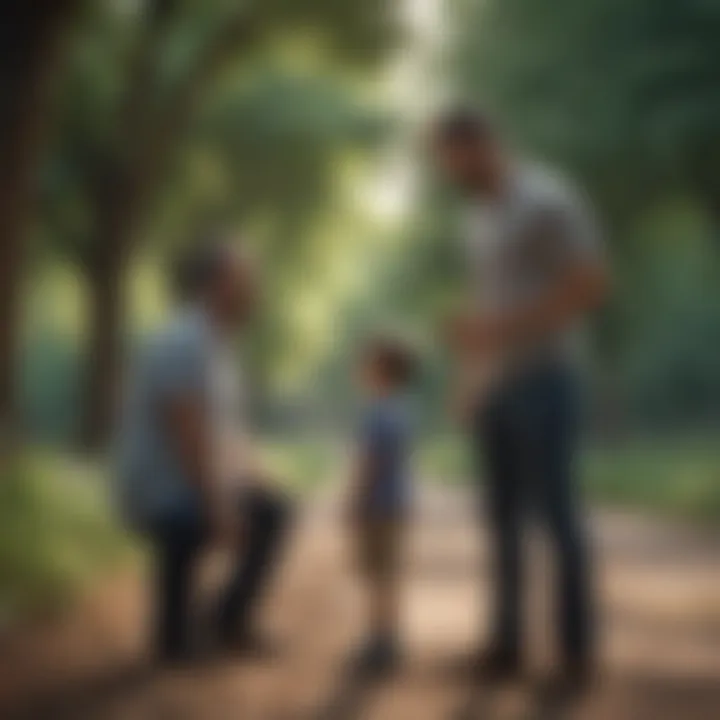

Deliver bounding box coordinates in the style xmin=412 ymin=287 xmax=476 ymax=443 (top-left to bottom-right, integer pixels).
xmin=365 ymin=335 xmax=418 ymax=387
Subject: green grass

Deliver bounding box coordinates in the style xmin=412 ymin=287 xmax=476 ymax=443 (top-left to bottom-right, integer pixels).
xmin=418 ymin=433 xmax=720 ymax=523
xmin=0 ymin=451 xmax=130 ymax=626
xmin=263 ymin=437 xmax=338 ymax=492
xmin=583 ymin=437 xmax=720 ymax=522
xmin=416 ymin=434 xmax=472 ymax=481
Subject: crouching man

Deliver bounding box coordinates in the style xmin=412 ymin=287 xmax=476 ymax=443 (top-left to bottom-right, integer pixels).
xmin=116 ymin=234 xmax=292 ymax=664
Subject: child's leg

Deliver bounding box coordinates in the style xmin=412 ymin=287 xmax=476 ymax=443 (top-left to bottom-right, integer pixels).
xmin=370 ymin=570 xmax=397 ymax=642
xmin=367 ymin=523 xmax=401 ymax=645
xmin=353 ymin=523 xmax=402 ymax=674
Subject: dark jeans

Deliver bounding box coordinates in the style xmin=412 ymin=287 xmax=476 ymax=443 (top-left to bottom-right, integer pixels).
xmin=149 ymin=485 xmax=292 ymax=660
xmin=473 ymin=362 xmax=592 ymax=664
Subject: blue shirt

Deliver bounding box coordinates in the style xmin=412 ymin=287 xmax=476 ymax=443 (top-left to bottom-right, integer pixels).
xmin=115 ymin=309 xmax=215 ymax=527
xmin=359 ymin=396 xmax=411 ymax=517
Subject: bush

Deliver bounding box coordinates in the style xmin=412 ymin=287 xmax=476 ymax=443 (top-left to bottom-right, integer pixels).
xmin=0 ymin=451 xmax=129 ymax=625
xmin=20 ymin=330 xmax=82 ymax=445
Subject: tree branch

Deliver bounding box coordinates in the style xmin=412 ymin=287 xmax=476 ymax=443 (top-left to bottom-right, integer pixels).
xmin=119 ymin=0 xmax=179 ymax=152
xmin=89 ymin=5 xmax=253 ymax=269
xmin=84 ymin=0 xmax=179 ymax=270
xmin=129 ymin=8 xmax=255 ymax=218
xmin=149 ymin=8 xmax=255 ymax=161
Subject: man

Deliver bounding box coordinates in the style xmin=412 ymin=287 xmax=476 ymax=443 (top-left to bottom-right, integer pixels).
xmin=116 ymin=236 xmax=291 ymax=664
xmin=431 ymin=108 xmax=607 ymax=693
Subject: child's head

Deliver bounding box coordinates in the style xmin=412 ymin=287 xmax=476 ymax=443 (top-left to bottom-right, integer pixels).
xmin=359 ymin=336 xmax=418 ymax=395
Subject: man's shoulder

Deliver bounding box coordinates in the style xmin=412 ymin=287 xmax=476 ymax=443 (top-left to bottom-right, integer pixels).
xmin=518 ymin=162 xmax=581 ymax=214
xmin=145 ymin=311 xmax=208 ymax=366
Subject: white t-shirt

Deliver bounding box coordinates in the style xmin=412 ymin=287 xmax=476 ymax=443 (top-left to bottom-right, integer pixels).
xmin=460 ymin=162 xmax=602 ymax=369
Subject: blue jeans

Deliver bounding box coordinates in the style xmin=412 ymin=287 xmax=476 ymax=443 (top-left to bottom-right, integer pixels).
xmin=149 ymin=486 xmax=292 ymax=660
xmin=473 ymin=362 xmax=592 ymax=663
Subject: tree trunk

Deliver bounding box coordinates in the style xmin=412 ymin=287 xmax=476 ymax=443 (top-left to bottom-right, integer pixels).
xmin=79 ymin=189 xmax=135 ymax=451
xmin=0 ymin=1 xmax=78 ymax=443
xmin=82 ymin=255 xmax=126 ymax=451
xmin=77 ymin=2 xmax=252 ymax=450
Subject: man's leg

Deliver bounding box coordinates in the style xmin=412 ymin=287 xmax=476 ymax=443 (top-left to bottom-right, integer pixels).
xmin=531 ymin=370 xmax=593 ymax=674
xmin=217 ymin=485 xmax=292 ymax=642
xmin=152 ymin=517 xmax=205 ymax=661
xmin=543 ymin=450 xmax=592 ymax=669
xmin=476 ymin=397 xmax=524 ymax=669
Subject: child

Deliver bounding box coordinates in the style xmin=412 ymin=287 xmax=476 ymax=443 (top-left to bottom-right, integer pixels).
xmin=348 ymin=336 xmax=417 ymax=676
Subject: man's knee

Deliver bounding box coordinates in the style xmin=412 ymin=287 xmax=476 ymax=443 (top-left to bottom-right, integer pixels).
xmin=245 ymin=486 xmax=294 ymax=535
xmin=490 ymin=504 xmax=521 ymax=541
xmin=547 ymin=509 xmax=587 ymax=570
xmin=265 ymin=490 xmax=293 ymax=533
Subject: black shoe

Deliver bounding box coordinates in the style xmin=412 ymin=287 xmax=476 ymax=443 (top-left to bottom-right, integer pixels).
xmin=536 ymin=662 xmax=594 ymax=705
xmin=473 ymin=646 xmax=523 ymax=683
xmin=352 ymin=636 xmax=400 ymax=680
xmin=155 ymin=646 xmax=198 ymax=669
xmin=219 ymin=628 xmax=282 ymax=661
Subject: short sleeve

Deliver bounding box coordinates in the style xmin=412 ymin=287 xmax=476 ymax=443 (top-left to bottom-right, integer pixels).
xmin=539 ymin=188 xmax=604 ymax=274
xmin=362 ymin=408 xmax=398 ymax=458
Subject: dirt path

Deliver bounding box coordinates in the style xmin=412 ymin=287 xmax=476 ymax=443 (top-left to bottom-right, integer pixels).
xmin=2 ymin=485 xmax=719 ymax=719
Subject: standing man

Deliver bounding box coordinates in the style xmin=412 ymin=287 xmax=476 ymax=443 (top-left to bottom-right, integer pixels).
xmin=431 ymin=108 xmax=607 ymax=693
xmin=116 ymin=236 xmax=292 ymax=664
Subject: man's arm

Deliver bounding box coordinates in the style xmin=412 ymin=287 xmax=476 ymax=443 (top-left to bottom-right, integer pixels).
xmin=162 ymin=393 xmax=213 ymax=506
xmin=454 ymin=195 xmax=608 ymax=354
xmin=477 ymin=261 xmax=607 ymax=352
xmin=162 ymin=392 xmax=239 ymax=544
xmin=153 ymin=334 xmax=229 ymax=539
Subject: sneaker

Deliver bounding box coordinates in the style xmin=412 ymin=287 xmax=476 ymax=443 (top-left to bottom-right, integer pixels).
xmin=473 ymin=646 xmax=523 ymax=683
xmin=352 ymin=636 xmax=400 ymax=679
xmin=219 ymin=627 xmax=282 ymax=661
xmin=536 ymin=661 xmax=594 ymax=705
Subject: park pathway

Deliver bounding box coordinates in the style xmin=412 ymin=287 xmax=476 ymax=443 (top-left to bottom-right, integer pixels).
xmin=1 ymin=485 xmax=719 ymax=719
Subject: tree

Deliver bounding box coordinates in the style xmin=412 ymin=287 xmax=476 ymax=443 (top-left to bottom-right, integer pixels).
xmin=454 ymin=0 xmax=720 ymax=234
xmin=0 ymin=1 xmax=80 ymax=442
xmin=43 ymin=0 xmax=401 ymax=448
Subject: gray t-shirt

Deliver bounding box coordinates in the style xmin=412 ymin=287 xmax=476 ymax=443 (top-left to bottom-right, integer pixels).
xmin=461 ymin=163 xmax=602 ymax=370
xmin=115 ymin=309 xmax=243 ymax=527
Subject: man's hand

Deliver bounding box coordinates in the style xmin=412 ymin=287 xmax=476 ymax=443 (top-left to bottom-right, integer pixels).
xmin=345 ymin=494 xmax=369 ymax=529
xmin=246 ymin=472 xmax=281 ymax=491
xmin=443 ymin=311 xmax=504 ymax=357
xmin=206 ymin=503 xmax=242 ymax=549
xmin=447 ymin=381 xmax=478 ymax=427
